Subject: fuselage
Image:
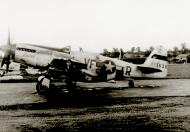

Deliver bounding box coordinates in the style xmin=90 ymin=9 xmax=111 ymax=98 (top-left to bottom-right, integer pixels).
xmin=0 ymin=43 xmax=167 ymax=79
xmin=70 ymin=50 xmax=168 ymax=78
xmin=14 ymin=43 xmax=72 ymax=68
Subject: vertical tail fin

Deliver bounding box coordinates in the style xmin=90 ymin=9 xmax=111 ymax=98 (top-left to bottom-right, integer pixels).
xmin=142 ymin=45 xmax=168 ymax=77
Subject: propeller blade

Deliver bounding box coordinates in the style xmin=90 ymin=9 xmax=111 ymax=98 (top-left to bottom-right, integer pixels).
xmin=7 ymin=28 xmax=11 ymax=45
xmin=4 ymin=29 xmax=12 ymax=72
xmin=1 ymin=58 xmax=5 ymax=67
xmin=0 ymin=29 xmax=13 ymax=73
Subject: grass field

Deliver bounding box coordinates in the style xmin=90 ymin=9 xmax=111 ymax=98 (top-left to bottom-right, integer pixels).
xmin=167 ymin=64 xmax=190 ymax=78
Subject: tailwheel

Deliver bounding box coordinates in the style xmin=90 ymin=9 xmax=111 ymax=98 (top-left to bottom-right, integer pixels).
xmin=36 ymin=76 xmax=51 ymax=95
xmin=128 ymin=79 xmax=135 ymax=88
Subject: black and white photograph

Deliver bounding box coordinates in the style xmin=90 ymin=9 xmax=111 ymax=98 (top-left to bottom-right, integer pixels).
xmin=0 ymin=0 xmax=189 ymax=131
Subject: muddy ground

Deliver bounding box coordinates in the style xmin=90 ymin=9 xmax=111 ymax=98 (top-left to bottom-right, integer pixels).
xmin=1 ymin=95 xmax=190 ymax=131
xmin=0 ymin=80 xmax=189 ymax=131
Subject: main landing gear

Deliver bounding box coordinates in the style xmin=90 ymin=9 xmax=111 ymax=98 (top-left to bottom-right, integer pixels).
xmin=36 ymin=74 xmax=77 ymax=95
xmin=36 ymin=59 xmax=77 ymax=95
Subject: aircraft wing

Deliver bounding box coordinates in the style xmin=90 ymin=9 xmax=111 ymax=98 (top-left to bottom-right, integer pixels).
xmin=137 ymin=66 xmax=162 ymax=73
xmin=50 ymin=57 xmax=86 ymax=71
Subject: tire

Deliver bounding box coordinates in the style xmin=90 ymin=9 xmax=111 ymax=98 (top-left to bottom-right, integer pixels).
xmin=128 ymin=80 xmax=135 ymax=88
xmin=36 ymin=78 xmax=51 ymax=95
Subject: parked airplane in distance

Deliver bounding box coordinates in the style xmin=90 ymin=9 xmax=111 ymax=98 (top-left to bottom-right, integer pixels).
xmin=0 ymin=34 xmax=168 ymax=95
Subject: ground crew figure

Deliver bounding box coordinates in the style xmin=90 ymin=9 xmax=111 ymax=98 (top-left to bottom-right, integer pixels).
xmin=99 ymin=64 xmax=107 ymax=81
xmin=126 ymin=66 xmax=131 ymax=76
xmin=65 ymin=59 xmax=77 ymax=91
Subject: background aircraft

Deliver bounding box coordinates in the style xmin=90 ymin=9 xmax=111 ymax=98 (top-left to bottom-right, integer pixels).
xmin=0 ymin=35 xmax=168 ymax=95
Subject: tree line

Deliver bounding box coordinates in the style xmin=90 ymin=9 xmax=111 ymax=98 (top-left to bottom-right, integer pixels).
xmin=101 ymin=46 xmax=154 ymax=58
xmin=101 ymin=43 xmax=190 ymax=63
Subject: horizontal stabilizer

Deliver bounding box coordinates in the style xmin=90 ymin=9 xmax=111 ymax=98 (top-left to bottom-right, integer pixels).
xmin=60 ymin=46 xmax=71 ymax=53
xmin=137 ymin=66 xmax=162 ymax=73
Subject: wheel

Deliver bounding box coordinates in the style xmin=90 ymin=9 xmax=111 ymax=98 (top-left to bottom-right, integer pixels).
xmin=128 ymin=80 xmax=134 ymax=87
xmin=36 ymin=83 xmax=49 ymax=95
xmin=36 ymin=77 xmax=51 ymax=95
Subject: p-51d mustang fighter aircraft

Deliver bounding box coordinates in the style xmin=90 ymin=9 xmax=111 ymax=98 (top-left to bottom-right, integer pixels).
xmin=0 ymin=35 xmax=168 ymax=95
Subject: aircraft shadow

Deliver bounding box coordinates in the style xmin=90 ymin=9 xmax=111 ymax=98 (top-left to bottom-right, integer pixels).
xmin=43 ymin=84 xmax=114 ymax=105
xmin=0 ymin=83 xmax=161 ymax=111
xmin=0 ymin=84 xmax=118 ymax=110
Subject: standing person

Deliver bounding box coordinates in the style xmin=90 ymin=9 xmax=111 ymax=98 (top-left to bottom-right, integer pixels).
xmin=99 ymin=64 xmax=107 ymax=81
xmin=65 ymin=59 xmax=77 ymax=91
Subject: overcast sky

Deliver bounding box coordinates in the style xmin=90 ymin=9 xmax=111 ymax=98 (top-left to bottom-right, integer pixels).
xmin=0 ymin=0 xmax=190 ymax=52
